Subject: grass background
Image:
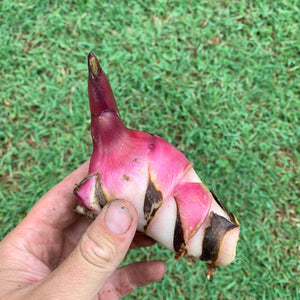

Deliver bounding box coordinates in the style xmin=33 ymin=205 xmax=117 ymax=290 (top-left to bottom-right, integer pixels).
xmin=0 ymin=0 xmax=299 ymax=299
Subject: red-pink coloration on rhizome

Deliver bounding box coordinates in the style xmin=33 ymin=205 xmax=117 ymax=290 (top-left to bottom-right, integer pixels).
xmin=74 ymin=52 xmax=240 ymax=279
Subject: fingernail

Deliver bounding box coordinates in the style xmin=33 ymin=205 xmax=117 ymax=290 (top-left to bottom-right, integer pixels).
xmin=104 ymin=202 xmax=132 ymax=234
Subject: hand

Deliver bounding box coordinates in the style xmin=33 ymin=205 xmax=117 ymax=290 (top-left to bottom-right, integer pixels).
xmin=0 ymin=161 xmax=166 ymax=299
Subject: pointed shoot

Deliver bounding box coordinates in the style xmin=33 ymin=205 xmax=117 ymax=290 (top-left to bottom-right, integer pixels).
xmin=88 ymin=52 xmax=118 ymax=116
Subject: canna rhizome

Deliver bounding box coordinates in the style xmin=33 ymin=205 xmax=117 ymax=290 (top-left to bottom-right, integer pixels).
xmin=74 ymin=53 xmax=240 ymax=279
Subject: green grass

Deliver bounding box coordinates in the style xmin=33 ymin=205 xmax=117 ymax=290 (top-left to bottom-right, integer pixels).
xmin=1 ymin=0 xmax=299 ymax=299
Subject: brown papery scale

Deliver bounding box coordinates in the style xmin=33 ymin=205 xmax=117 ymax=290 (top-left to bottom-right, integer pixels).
xmin=74 ymin=52 xmax=240 ymax=279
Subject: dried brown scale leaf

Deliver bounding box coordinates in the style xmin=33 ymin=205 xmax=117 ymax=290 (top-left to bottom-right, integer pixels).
xmin=143 ymin=178 xmax=163 ymax=226
xmin=200 ymin=212 xmax=239 ymax=265
xmin=94 ymin=179 xmax=108 ymax=208
xmin=173 ymin=203 xmax=185 ymax=257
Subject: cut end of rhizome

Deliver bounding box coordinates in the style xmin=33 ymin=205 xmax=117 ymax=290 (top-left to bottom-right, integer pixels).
xmin=215 ymin=217 xmax=240 ymax=267
xmin=206 ymin=214 xmax=240 ymax=279
xmin=205 ymin=223 xmax=240 ymax=279
xmin=199 ymin=191 xmax=240 ymax=279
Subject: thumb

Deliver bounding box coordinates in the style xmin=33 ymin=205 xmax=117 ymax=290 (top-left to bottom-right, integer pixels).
xmin=38 ymin=200 xmax=137 ymax=299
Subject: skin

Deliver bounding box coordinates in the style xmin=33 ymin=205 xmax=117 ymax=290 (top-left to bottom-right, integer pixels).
xmin=0 ymin=161 xmax=166 ymax=300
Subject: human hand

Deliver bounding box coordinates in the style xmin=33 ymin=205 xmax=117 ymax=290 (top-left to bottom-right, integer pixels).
xmin=0 ymin=161 xmax=166 ymax=299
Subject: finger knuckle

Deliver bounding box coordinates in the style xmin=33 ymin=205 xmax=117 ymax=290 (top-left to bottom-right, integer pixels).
xmin=79 ymin=231 xmax=117 ymax=270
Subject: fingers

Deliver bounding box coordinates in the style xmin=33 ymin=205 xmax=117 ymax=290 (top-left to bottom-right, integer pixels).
xmin=130 ymin=231 xmax=156 ymax=249
xmin=98 ymin=261 xmax=166 ymax=300
xmin=60 ymin=220 xmax=155 ymax=261
xmin=59 ymin=215 xmax=93 ymax=261
xmin=32 ymin=200 xmax=138 ymax=299
xmin=23 ymin=160 xmax=90 ymax=231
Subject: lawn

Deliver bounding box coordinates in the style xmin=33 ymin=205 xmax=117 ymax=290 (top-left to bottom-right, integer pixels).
xmin=0 ymin=0 xmax=299 ymax=299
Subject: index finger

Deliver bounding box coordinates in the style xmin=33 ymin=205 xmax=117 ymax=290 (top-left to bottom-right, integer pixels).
xmin=23 ymin=160 xmax=90 ymax=231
